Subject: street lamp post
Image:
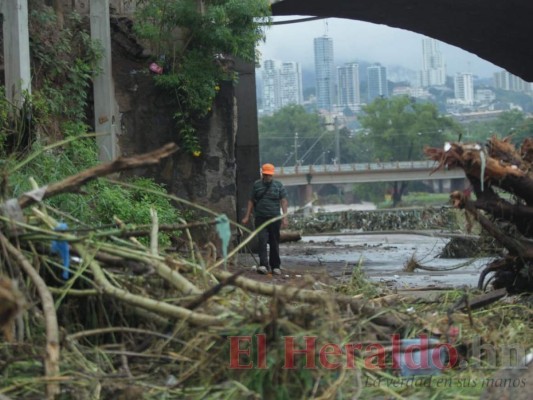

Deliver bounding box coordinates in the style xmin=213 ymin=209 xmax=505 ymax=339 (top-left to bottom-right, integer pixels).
xmin=334 ymin=116 xmax=340 ymax=165
xmin=294 ymin=132 xmax=299 ymax=166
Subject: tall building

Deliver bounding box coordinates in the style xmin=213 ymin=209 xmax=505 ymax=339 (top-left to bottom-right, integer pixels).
xmin=337 ymin=63 xmax=360 ymax=111
xmin=314 ymin=36 xmax=335 ymax=112
xmin=493 ymin=70 xmax=532 ymax=92
xmin=454 ymin=72 xmax=474 ymax=105
xmin=367 ymin=63 xmax=388 ymax=103
xmin=419 ymin=37 xmax=446 ymax=87
xmin=261 ymin=59 xmax=282 ymax=115
xmin=261 ymin=59 xmax=303 ymax=115
xmin=280 ymin=62 xmax=303 ymax=108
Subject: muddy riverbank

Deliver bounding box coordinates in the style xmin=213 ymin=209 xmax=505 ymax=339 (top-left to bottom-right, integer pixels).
xmin=234 ymin=206 xmax=490 ymax=294
xmin=233 ymin=231 xmax=491 ymax=296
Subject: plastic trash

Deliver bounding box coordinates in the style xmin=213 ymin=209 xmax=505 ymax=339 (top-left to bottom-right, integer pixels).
xmin=149 ymin=62 xmax=163 ymax=74
xmin=50 ymin=223 xmax=70 ymax=280
xmin=393 ymin=336 xmax=452 ymax=376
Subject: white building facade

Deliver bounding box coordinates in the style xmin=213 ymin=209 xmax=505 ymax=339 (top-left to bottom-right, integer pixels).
xmin=280 ymin=62 xmax=304 ymax=108
xmin=261 ymin=59 xmax=303 ymax=115
xmin=367 ymin=63 xmax=388 ymax=103
xmin=493 ymin=70 xmax=532 ymax=92
xmin=454 ymin=72 xmax=474 ymax=105
xmin=419 ymin=37 xmax=446 ymax=87
xmin=337 ymin=62 xmax=360 ymax=111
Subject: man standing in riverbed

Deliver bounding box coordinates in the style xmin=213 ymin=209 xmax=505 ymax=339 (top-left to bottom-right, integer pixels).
xmin=241 ymin=163 xmax=288 ymax=275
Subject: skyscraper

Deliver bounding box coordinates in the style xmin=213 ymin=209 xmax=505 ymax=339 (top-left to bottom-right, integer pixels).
xmin=367 ymin=63 xmax=388 ymax=103
xmin=454 ymin=72 xmax=474 ymax=105
xmin=280 ymin=62 xmax=303 ymax=107
xmin=262 ymin=59 xmax=282 ymax=115
xmin=493 ymin=70 xmax=532 ymax=92
xmin=261 ymin=59 xmax=303 ymax=115
xmin=314 ymin=36 xmax=335 ymax=112
xmin=337 ymin=63 xmax=360 ymax=111
xmin=420 ymin=37 xmax=446 ymax=87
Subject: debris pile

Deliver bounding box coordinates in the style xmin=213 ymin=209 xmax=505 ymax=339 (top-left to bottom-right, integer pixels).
xmin=0 ymin=143 xmax=409 ymax=399
xmin=425 ymin=136 xmax=533 ymax=292
xmin=290 ymin=207 xmax=460 ymax=233
xmin=0 ymin=143 xmax=530 ymax=399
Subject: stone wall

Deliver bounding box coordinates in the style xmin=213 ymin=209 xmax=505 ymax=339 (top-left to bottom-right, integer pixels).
xmin=110 ymin=19 xmax=240 ymax=221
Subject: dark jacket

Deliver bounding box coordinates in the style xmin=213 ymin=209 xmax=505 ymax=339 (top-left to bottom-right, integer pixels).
xmin=249 ymin=179 xmax=287 ymax=218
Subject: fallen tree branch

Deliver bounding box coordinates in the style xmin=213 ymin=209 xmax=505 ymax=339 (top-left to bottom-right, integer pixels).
xmin=427 ymin=138 xmax=533 ymax=293
xmin=184 ymin=269 xmax=245 ymax=310
xmin=0 ymin=233 xmax=60 ymax=399
xmin=208 ymin=267 xmax=405 ymax=328
xmin=67 ymin=327 xmax=177 ymax=342
xmin=90 ymin=220 xmax=219 ymax=239
xmin=452 ymin=288 xmax=507 ymax=311
xmin=17 ymin=143 xmax=178 ymax=209
xmin=75 ymin=244 xmax=223 ymax=327
xmin=462 ymin=200 xmax=527 ymax=257
xmin=92 ymin=242 xmax=202 ymax=295
xmin=30 ymin=207 xmax=203 ymax=296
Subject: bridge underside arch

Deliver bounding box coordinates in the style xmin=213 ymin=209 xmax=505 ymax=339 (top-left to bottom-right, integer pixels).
xmin=271 ymin=0 xmax=533 ymax=82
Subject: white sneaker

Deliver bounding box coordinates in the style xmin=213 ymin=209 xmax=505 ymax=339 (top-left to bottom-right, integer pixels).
xmin=272 ymin=268 xmax=281 ymax=275
xmin=257 ymin=266 xmax=268 ymax=275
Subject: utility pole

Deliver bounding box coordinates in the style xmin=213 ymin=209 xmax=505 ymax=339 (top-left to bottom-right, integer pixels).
xmin=294 ymin=132 xmax=299 ymax=166
xmin=90 ymin=0 xmax=117 ymax=162
xmin=334 ymin=116 xmax=340 ymax=165
xmin=2 ymin=0 xmax=32 ymax=109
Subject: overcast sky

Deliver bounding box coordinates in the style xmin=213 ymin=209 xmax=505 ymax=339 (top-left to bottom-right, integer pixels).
xmin=257 ymin=17 xmax=502 ymax=78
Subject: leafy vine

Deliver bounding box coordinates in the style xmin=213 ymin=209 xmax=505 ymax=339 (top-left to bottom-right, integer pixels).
xmin=134 ymin=0 xmax=271 ymax=154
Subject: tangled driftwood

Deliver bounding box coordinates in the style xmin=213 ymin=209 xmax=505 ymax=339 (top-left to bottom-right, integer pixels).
xmin=425 ymin=136 xmax=533 ymax=293
xmin=0 ymin=141 xmax=530 ymax=399
xmin=0 ymin=143 xmax=408 ymax=399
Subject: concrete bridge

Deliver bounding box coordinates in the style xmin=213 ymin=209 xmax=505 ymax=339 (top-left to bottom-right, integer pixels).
xmin=276 ymin=160 xmax=465 ymax=186
xmin=275 ymin=160 xmax=466 ymax=205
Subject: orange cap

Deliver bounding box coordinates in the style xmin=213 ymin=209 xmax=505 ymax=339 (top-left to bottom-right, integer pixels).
xmin=262 ymin=163 xmax=275 ymax=175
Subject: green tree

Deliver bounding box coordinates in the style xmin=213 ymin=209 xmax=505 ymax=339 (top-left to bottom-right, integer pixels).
xmin=259 ymin=105 xmax=325 ymax=166
xmin=461 ymin=110 xmax=533 ymax=145
xmin=259 ymin=105 xmax=363 ymax=168
xmin=359 ymin=96 xmax=459 ymax=206
xmin=135 ymin=0 xmax=271 ymax=154
xmin=493 ymin=88 xmax=533 ymax=113
xmin=490 ymin=110 xmax=533 ymax=145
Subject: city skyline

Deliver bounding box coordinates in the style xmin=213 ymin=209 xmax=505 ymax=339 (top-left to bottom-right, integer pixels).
xmin=258 ymin=17 xmax=502 ymax=79
xmin=257 ymin=28 xmax=532 ymax=116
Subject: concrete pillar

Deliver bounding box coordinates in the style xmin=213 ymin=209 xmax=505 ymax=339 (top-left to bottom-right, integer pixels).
xmin=90 ymin=0 xmax=117 ymax=161
xmin=234 ymin=59 xmax=260 ymax=221
xmin=2 ymin=0 xmax=32 ymax=108
xmin=298 ymin=184 xmax=313 ymax=207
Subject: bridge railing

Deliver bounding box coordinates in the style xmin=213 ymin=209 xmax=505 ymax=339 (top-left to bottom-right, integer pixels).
xmin=278 ymin=160 xmax=438 ymax=175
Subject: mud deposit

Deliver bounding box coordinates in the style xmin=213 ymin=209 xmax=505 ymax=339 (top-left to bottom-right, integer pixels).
xmin=235 ymin=232 xmax=492 ymax=293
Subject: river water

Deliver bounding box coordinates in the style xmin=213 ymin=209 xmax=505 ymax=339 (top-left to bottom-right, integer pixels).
xmin=281 ymin=232 xmax=493 ymax=291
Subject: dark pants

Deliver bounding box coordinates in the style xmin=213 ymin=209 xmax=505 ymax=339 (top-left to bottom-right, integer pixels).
xmin=255 ymin=216 xmax=281 ymax=270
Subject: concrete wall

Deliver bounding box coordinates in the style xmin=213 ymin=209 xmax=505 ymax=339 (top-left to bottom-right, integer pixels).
xmin=234 ymin=59 xmax=261 ymax=221
xmin=112 ymin=33 xmax=242 ymax=221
